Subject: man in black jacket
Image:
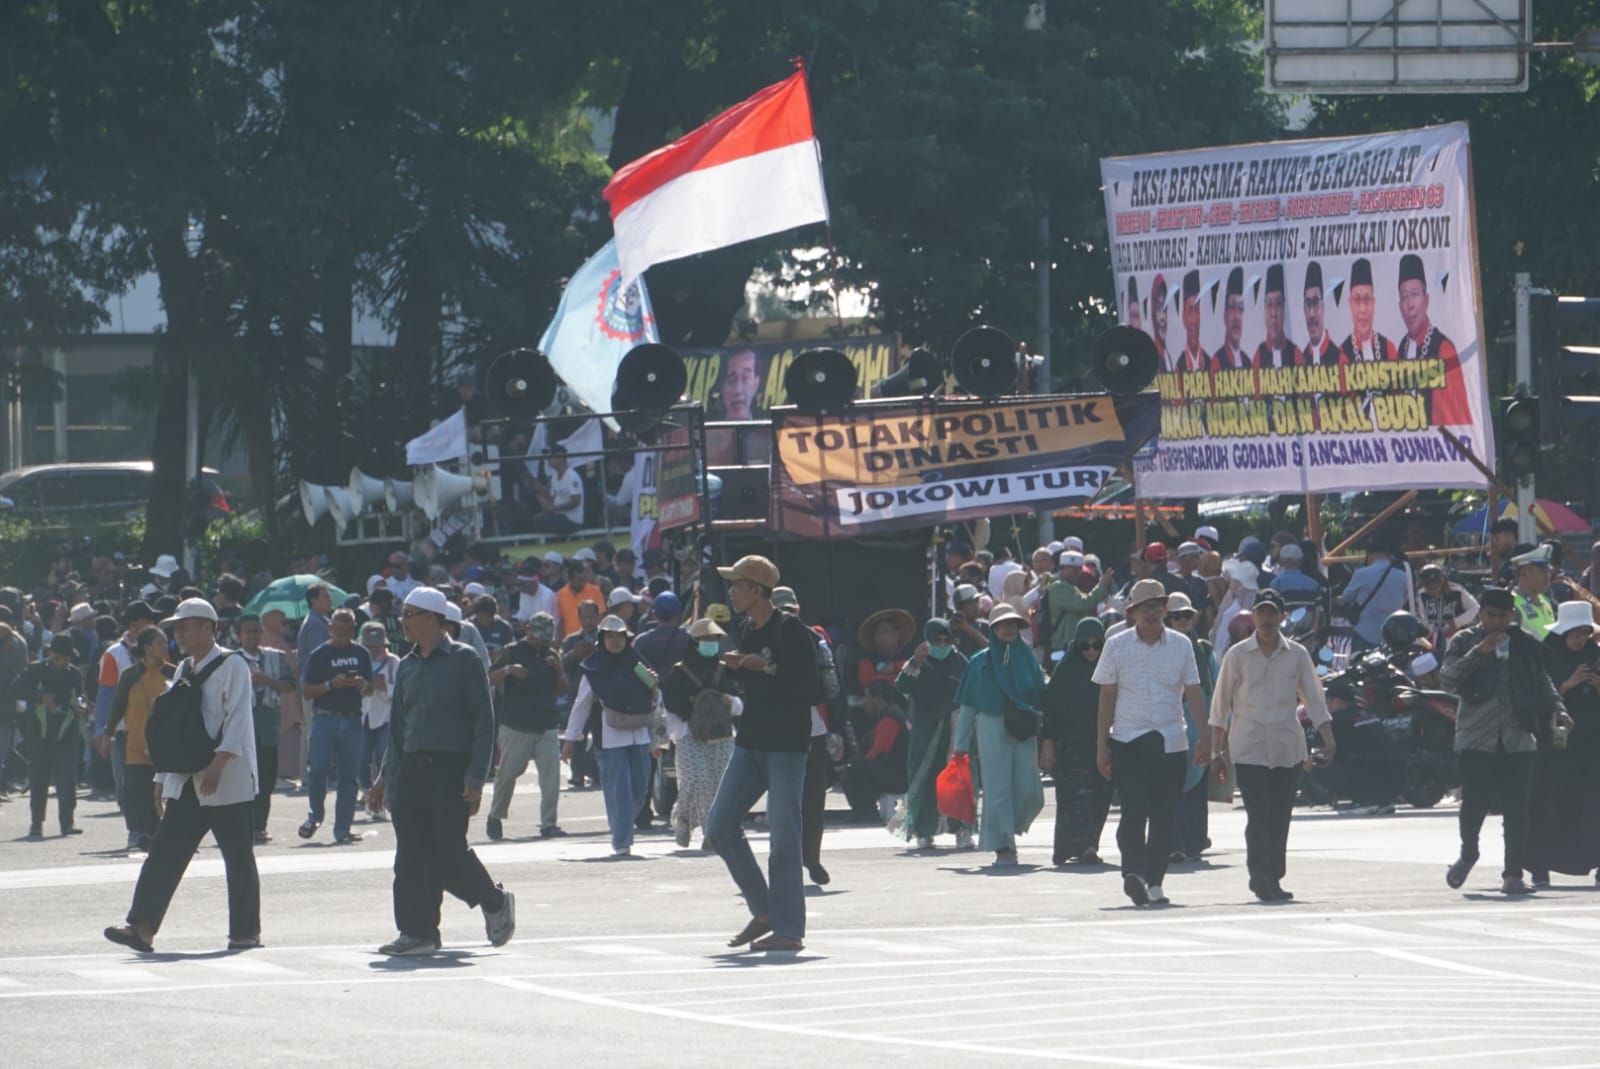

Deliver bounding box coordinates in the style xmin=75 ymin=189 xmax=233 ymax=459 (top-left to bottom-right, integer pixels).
xmin=1439 ymin=588 xmax=1570 ymax=895
xmin=706 ymin=556 xmax=818 ymax=953
xmin=485 ymin=612 xmax=567 ymax=841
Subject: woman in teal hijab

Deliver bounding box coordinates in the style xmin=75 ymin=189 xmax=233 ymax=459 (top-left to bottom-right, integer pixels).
xmin=1040 ymin=616 xmax=1110 ymax=864
xmin=953 ymin=605 xmax=1046 ymax=865
xmin=895 ymin=618 xmax=971 ymax=849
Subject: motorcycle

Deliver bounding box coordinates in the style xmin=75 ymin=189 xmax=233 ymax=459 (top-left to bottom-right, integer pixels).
xmin=1303 ymin=644 xmax=1460 ymax=809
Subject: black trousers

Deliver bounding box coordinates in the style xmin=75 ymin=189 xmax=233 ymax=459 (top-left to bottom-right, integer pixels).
xmin=128 ymin=781 xmax=260 ymax=939
xmin=1235 ymin=763 xmax=1300 ymax=889
xmin=1110 ymin=736 xmax=1186 ymax=885
xmin=1459 ymin=747 xmax=1536 ymax=879
xmin=28 ymin=732 xmax=78 ymax=830
xmin=123 ymin=763 xmax=158 ymax=838
xmin=391 ymin=751 xmax=503 ymax=942
xmin=802 ymin=735 xmax=830 ymax=870
xmin=254 ymin=744 xmax=277 ymax=832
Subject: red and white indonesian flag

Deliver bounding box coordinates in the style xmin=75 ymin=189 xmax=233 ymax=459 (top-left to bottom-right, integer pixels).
xmin=603 ymin=69 xmax=829 ymax=284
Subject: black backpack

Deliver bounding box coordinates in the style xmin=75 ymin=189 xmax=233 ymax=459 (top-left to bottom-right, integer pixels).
xmin=146 ymin=652 xmax=238 ymax=774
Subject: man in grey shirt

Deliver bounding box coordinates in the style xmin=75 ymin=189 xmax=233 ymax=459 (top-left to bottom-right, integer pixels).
xmin=1439 ymin=588 xmax=1568 ymax=895
xmin=296 ymin=584 xmax=333 ymax=681
xmin=1339 ymin=543 xmax=1411 ymax=648
xmin=369 ymin=587 xmax=514 ymax=956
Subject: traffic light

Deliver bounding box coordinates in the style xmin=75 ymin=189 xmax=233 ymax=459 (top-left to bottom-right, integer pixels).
xmin=1500 ymin=394 xmax=1540 ymax=479
xmin=1532 ymin=291 xmax=1600 ymax=434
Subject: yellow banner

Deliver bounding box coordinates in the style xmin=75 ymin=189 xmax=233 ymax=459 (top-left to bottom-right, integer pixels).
xmin=777 ymin=398 xmax=1130 ymax=487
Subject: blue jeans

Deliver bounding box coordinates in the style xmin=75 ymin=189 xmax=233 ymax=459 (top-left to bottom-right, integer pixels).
xmin=361 ymin=725 xmax=389 ymax=791
xmin=706 ymin=745 xmax=807 ymax=940
xmin=307 ymin=714 xmax=363 ymax=838
xmin=595 ymin=744 xmax=651 ymax=852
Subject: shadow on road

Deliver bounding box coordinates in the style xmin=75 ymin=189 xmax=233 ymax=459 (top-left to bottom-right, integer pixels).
xmin=368 ymin=951 xmax=478 ymax=972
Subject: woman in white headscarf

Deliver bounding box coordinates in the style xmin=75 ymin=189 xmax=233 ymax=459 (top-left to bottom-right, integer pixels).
xmin=1213 ymin=560 xmax=1259 ymax=659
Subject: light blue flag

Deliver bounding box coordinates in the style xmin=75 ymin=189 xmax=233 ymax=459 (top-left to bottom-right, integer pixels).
xmin=539 ymin=239 xmax=658 ymax=429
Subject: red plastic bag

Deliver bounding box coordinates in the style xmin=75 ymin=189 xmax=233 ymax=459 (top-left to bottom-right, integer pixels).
xmin=936 ymin=753 xmax=976 ymax=825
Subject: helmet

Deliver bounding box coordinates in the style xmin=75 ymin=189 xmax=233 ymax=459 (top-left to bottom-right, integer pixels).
xmin=1227 ymin=610 xmax=1257 ymax=643
xmin=1381 ymin=610 xmax=1427 ymax=650
xmin=1097 ymin=609 xmax=1125 ymax=631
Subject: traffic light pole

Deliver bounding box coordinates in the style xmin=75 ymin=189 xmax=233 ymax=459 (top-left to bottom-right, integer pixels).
xmin=1513 ymin=272 xmax=1536 ymax=545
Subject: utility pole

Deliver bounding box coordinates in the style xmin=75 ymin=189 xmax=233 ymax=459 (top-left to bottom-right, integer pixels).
xmin=1027 ymin=0 xmax=1053 ymax=547
xmin=1513 ymin=272 xmax=1536 ymax=545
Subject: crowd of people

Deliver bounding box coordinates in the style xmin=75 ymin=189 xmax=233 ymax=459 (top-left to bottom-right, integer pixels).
xmin=2 ymin=513 xmax=1598 ymax=954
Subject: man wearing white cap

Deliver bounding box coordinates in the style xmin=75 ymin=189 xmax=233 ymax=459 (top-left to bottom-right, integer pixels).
xmin=1046 ymin=551 xmax=1115 ymax=656
xmin=368 ymin=587 xmax=514 ymax=956
xmin=105 ymin=599 xmax=260 ymax=953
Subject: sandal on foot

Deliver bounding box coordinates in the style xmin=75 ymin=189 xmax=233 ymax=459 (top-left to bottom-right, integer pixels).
xmin=751 ymin=934 xmax=804 ymax=952
xmin=104 ymin=926 xmax=154 ymax=954
xmin=727 ymin=915 xmax=772 ymax=948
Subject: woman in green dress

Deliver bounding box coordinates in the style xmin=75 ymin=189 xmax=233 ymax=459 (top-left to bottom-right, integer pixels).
xmin=895 ymin=618 xmax=971 ymax=850
xmin=953 ymin=605 xmax=1046 ymax=866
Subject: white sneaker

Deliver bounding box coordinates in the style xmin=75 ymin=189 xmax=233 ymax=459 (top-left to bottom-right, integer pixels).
xmin=1147 ymin=885 xmax=1169 ymax=905
xmin=915 ymin=836 xmax=934 ymax=849
xmin=955 ymin=828 xmax=974 ymax=850
xmin=483 ymin=886 xmax=515 ymax=947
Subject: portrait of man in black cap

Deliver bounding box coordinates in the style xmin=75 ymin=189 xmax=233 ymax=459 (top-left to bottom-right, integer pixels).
xmin=1125 ymin=275 xmax=1143 ymax=332
xmin=1175 ymin=270 xmax=1206 ymax=373
xmin=1149 ymin=273 xmax=1169 ymax=366
xmin=1340 ymin=257 xmax=1397 ymax=363
xmin=1252 ymin=263 xmax=1301 ymax=370
xmin=1210 ymin=267 xmax=1247 ymax=371
xmin=1301 ymin=261 xmax=1338 ymax=366
xmin=1395 ymin=253 xmax=1470 ymax=426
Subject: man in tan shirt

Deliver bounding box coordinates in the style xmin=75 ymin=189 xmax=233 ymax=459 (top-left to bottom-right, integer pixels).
xmin=1209 ymin=590 xmax=1334 ymax=902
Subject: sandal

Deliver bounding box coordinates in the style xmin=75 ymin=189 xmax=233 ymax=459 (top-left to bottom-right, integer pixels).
xmin=726 ymin=915 xmax=772 ymax=948
xmin=104 ymin=925 xmax=154 ymax=954
xmin=751 ymin=934 xmax=804 ymax=952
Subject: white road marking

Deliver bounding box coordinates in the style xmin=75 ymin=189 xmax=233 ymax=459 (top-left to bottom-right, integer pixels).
xmin=1376 ymin=947 xmax=1600 ymax=991
xmin=484 ymin=976 xmax=1214 ymax=1068
xmin=68 ymin=967 xmax=172 ymax=985
xmin=1417 ymin=918 xmax=1575 ymax=943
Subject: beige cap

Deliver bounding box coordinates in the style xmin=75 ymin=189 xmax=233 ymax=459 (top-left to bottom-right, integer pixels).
xmin=716 ymin=555 xmax=780 ymax=589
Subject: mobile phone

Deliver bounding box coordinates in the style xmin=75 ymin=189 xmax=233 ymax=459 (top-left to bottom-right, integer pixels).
xmin=632 ymin=662 xmax=657 ymax=686
xmin=1311 ymin=749 xmax=1331 ymax=767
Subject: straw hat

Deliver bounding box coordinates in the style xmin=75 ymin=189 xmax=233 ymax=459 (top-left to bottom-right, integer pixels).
xmin=858 ymin=608 xmax=916 ymax=651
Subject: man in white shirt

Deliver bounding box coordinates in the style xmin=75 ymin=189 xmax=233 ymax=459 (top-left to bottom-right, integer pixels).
xmin=1093 ymin=579 xmax=1209 ymax=907
xmin=529 ymin=444 xmax=584 ymax=535
xmin=1209 ymin=590 xmax=1334 ymax=902
xmin=360 ymin=622 xmax=399 ymax=821
xmin=104 ymin=599 xmax=260 ymax=953
xmin=513 ymin=555 xmax=560 ymax=624
xmin=986 ymin=548 xmax=1023 ymax=601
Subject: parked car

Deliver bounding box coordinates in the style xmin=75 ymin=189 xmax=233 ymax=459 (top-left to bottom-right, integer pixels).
xmin=0 ymin=462 xmax=228 ymax=532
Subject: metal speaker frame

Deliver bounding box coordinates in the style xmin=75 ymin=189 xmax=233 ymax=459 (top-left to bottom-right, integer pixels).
xmin=871 ymin=347 xmax=944 ymax=398
xmin=383 ymin=478 xmax=414 ymax=513
xmin=951 ymin=326 xmax=1018 ymax=398
xmin=298 ymin=480 xmax=339 ymax=526
xmin=485 ymin=347 xmax=560 ymax=419
xmin=784 ymin=348 xmax=858 ymax=415
xmin=348 ymin=468 xmax=387 ymax=514
xmin=413 ymin=464 xmax=489 ymax=520
xmin=1089 ymin=325 xmax=1160 ymax=395
xmin=612 ymin=343 xmax=688 ymax=434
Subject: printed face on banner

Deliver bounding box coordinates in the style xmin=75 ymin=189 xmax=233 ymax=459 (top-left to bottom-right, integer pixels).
xmin=1100 ymin=123 xmax=1491 ymax=498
